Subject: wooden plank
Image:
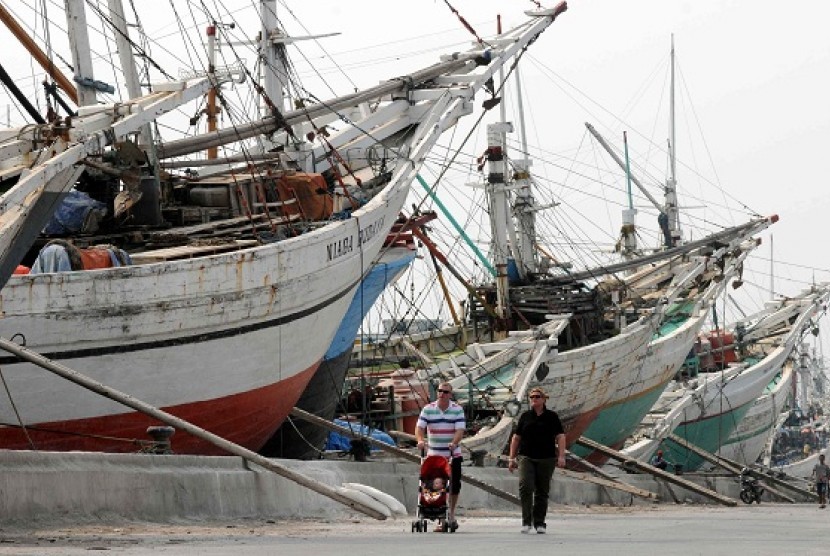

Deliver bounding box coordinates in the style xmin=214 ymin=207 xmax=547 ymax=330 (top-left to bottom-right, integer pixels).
xmin=289 ymin=407 xmax=521 ymax=506
xmin=575 ymin=436 xmax=738 ymax=506
xmin=567 ymin=451 xmax=626 ymax=482
xmin=130 ymin=239 xmax=259 ymax=264
xmin=151 ymin=215 xmax=265 ymax=236
xmin=148 ymin=212 xmax=301 ymax=239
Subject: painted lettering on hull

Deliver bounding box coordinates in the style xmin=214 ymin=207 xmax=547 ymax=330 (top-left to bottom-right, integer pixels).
xmin=326 ymin=236 xmax=354 ymax=261
xmin=325 ymin=216 xmax=386 ymax=262
xmin=357 ymin=217 xmax=385 ymax=247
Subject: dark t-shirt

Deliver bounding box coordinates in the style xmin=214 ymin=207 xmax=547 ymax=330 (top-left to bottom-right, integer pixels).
xmin=515 ymin=407 xmax=565 ymax=459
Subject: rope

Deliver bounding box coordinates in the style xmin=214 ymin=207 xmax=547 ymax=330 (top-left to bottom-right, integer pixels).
xmin=0 ymin=365 xmax=36 ymax=449
xmin=87 ymin=0 xmax=175 ymax=80
xmin=442 ymin=0 xmax=486 ymax=46
xmin=0 ymin=421 xmax=157 ymax=451
xmin=320 ymin=135 xmax=360 ymax=210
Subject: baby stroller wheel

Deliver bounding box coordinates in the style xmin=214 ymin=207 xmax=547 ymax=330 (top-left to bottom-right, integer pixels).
xmin=421 ymin=519 xmax=428 ymax=532
xmin=411 ymin=520 xmax=419 ymax=533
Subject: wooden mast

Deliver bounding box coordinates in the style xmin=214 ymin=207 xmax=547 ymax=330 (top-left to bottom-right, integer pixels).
xmin=64 ymin=0 xmax=98 ymax=107
xmin=206 ymin=24 xmax=219 ymax=159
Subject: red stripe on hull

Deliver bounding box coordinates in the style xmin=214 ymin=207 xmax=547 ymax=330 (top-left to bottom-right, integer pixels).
xmin=0 ymin=364 xmax=319 ymax=455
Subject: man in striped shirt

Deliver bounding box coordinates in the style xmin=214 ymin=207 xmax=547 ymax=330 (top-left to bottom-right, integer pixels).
xmin=415 ymin=381 xmax=465 ymax=531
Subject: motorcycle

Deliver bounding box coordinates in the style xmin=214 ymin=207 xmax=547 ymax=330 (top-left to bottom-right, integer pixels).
xmin=739 ymin=469 xmax=765 ymax=504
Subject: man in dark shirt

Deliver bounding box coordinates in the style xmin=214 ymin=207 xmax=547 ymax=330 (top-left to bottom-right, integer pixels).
xmin=650 ymin=449 xmax=669 ymax=470
xmin=507 ymin=387 xmax=566 ymax=534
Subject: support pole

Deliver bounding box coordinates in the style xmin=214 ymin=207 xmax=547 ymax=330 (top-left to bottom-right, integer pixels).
xmin=0 ymin=337 xmax=387 ymax=520
xmin=558 ymin=468 xmax=657 ymax=501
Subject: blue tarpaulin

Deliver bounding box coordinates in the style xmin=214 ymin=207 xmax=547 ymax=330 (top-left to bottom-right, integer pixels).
xmin=44 ymin=190 xmax=106 ymax=235
xmin=325 ymin=419 xmax=395 ymax=452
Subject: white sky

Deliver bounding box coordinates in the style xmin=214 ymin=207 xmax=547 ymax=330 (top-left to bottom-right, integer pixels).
xmin=2 ymin=0 xmax=829 ymax=354
xmin=280 ymin=0 xmax=830 ymax=287
xmin=286 ymin=0 xmax=830 ymax=353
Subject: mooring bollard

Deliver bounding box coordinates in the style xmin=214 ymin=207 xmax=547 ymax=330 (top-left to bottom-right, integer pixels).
xmin=146 ymin=425 xmax=176 ymax=454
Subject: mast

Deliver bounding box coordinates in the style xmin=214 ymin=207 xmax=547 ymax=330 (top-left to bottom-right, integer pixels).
xmin=796 ymin=343 xmax=811 ymax=413
xmin=493 ymin=15 xmax=532 ymax=282
xmin=770 ymin=234 xmax=775 ymax=299
xmin=485 ymin=122 xmax=514 ymax=331
xmin=585 ymin=123 xmax=663 ymax=213
xmin=620 ymin=130 xmax=638 ymax=257
xmin=65 ymin=0 xmax=100 ymax=107
xmin=260 ymin=0 xmax=287 ymax=117
xmin=511 ymin=64 xmax=538 ymax=279
xmin=206 ymin=24 xmax=219 ymax=159
xmin=106 ymin=0 xmax=153 ymax=148
xmin=664 ymin=34 xmax=681 ymax=246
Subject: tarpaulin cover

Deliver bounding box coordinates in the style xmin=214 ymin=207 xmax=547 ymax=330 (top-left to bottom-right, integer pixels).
xmin=44 ymin=190 xmax=107 ymax=235
xmin=325 ymin=419 xmax=395 ymax=452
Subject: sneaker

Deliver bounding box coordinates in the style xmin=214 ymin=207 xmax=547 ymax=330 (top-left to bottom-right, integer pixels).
xmin=521 ymin=525 xmax=532 ymax=534
xmin=535 ymin=524 xmax=547 ymax=534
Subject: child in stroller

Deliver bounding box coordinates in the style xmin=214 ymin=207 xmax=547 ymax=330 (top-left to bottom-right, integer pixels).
xmin=411 ymin=454 xmax=456 ymax=533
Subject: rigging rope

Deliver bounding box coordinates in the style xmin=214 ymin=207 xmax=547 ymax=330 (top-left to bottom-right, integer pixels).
xmin=0 ymin=364 xmax=36 ymax=450
xmin=442 ymin=0 xmax=486 ymax=46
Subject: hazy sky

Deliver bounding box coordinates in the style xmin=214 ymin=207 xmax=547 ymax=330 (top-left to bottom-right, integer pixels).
xmin=279 ymin=0 xmax=830 ymax=290
xmin=284 ymin=0 xmax=830 ymax=352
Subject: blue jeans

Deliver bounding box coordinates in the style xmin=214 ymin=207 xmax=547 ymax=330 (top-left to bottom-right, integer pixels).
xmin=518 ymin=456 xmax=556 ymax=527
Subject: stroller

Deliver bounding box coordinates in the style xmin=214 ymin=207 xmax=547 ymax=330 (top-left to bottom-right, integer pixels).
xmin=411 ymin=454 xmax=456 ymax=533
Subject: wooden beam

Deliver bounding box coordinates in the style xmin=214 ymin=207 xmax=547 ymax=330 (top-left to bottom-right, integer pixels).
xmin=575 ymin=436 xmax=737 ymax=506
xmin=561 ymin=451 xmax=659 ymax=501
xmin=566 ymin=450 xmax=620 ymax=482
xmin=558 ymin=468 xmax=657 ymax=500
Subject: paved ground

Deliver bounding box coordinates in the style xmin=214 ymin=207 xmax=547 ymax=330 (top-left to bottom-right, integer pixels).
xmin=1 ymin=504 xmax=828 ymax=555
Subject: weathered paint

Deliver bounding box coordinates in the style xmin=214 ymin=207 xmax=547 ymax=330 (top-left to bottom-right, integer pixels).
xmin=262 ymin=247 xmax=415 ymax=458
xmin=717 ymin=366 xmax=792 ymax=465
xmin=572 ymin=302 xmax=708 ymax=465
xmin=0 ymin=362 xmax=318 ymax=454
xmin=0 ymin=158 xmax=411 ymax=455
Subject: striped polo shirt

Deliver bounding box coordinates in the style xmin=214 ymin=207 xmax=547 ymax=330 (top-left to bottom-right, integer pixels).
xmin=416 ymin=401 xmax=465 ymax=457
